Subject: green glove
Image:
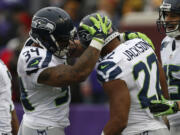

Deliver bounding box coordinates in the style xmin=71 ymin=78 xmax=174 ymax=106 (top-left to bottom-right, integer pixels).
xmin=149 ymin=96 xmax=179 ymax=116
xmin=121 ymin=32 xmax=155 ymax=50
xmin=79 ymin=13 xmax=112 ymax=45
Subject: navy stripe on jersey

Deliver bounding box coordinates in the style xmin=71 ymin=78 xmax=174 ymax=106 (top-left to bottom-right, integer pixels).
xmin=109 ymin=67 xmax=122 ymax=81
xmin=160 ymin=41 xmax=168 ymax=51
xmin=25 ymin=38 xmax=34 ymax=46
xmin=26 ymin=69 xmax=39 ymax=75
xmin=97 ymin=74 xmax=104 ymax=82
xmin=41 ymin=51 xmax=52 ymax=68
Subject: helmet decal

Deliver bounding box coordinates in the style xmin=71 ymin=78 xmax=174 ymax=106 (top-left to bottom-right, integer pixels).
xmin=160 ymin=2 xmax=171 ymax=12
xmin=31 ymin=17 xmax=56 ymax=33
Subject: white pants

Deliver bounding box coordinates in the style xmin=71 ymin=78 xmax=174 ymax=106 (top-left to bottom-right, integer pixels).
xmin=136 ymin=128 xmax=170 ymax=135
xmin=0 ymin=133 xmax=12 ymax=135
xmin=170 ymin=125 xmax=180 ymax=135
xmin=18 ymin=122 xmax=65 ymax=135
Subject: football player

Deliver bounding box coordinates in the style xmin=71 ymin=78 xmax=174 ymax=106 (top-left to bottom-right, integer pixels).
xmin=78 ymin=12 xmax=170 ymax=135
xmin=0 ymin=59 xmax=19 ymax=135
xmin=148 ymin=0 xmax=180 ymax=135
xmin=17 ymin=7 xmax=111 ymax=135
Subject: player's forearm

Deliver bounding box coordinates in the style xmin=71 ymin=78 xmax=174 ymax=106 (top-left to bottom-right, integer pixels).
xmin=103 ymin=118 xmax=127 ymax=135
xmin=38 ymin=46 xmax=100 ymax=86
xmin=11 ymin=110 xmax=19 ymax=135
xmin=102 ymin=80 xmax=130 ymax=135
xmin=72 ymin=46 xmax=100 ymax=80
xmin=177 ymin=101 xmax=180 ymax=111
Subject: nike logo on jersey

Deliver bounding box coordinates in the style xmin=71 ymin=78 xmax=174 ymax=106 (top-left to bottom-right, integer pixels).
xmin=27 ymin=57 xmax=42 ymax=69
xmin=100 ymin=64 xmax=109 ymax=69
xmin=30 ymin=59 xmax=39 ymax=66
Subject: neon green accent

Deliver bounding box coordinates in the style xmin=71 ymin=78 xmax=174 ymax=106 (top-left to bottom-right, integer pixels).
xmin=126 ymin=32 xmax=155 ymax=50
xmin=128 ymin=33 xmax=138 ymax=39
xmin=80 ymin=23 xmax=96 ymax=35
xmin=90 ymin=16 xmax=100 ymax=29
xmin=93 ymin=37 xmax=104 ymax=44
xmin=30 ymin=60 xmax=39 ymax=66
xmin=151 ymin=96 xmax=177 ymax=116
xmin=137 ymin=32 xmax=155 ymax=50
xmin=80 ymin=13 xmax=112 ymax=37
xmin=100 ymin=64 xmax=109 ymax=69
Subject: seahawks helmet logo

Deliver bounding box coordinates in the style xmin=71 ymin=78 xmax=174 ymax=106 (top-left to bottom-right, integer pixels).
xmin=31 ymin=16 xmax=56 ymax=33
xmin=160 ymin=2 xmax=171 ymax=11
xmin=78 ymin=29 xmax=92 ymax=41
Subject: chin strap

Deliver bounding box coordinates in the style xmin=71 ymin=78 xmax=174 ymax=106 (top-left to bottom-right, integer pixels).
xmin=166 ymin=24 xmax=180 ymax=38
xmin=104 ymin=32 xmax=120 ymax=46
xmin=166 ymin=30 xmax=180 ymax=38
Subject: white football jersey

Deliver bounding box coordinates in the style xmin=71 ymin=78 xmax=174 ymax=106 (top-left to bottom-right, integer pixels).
xmin=0 ymin=59 xmax=14 ymax=133
xmin=160 ymin=36 xmax=180 ymax=126
xmin=17 ymin=38 xmax=71 ymax=129
xmin=96 ymin=38 xmax=167 ymax=134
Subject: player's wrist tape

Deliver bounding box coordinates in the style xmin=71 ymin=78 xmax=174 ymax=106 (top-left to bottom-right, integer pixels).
xmin=101 ymin=131 xmax=105 ymax=135
xmin=119 ymin=33 xmax=125 ymax=43
xmin=90 ymin=38 xmax=104 ymax=51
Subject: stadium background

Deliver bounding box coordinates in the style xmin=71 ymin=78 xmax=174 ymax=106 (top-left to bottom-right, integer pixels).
xmin=0 ymin=0 xmax=165 ymax=134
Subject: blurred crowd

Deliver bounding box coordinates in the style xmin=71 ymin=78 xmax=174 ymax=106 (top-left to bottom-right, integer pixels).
xmin=0 ymin=0 xmax=162 ymax=104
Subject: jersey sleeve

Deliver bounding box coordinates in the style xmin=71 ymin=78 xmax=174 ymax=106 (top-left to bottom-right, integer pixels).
xmin=96 ymin=61 xmax=122 ymax=83
xmin=25 ymin=51 xmax=52 ymax=74
xmin=18 ymin=47 xmax=53 ymax=84
xmin=0 ymin=61 xmax=15 ymax=111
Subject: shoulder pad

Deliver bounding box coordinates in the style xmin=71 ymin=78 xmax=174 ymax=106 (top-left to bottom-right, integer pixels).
xmin=20 ymin=47 xmax=52 ymax=75
xmin=97 ymin=61 xmax=122 ymax=83
xmin=160 ymin=36 xmax=172 ymax=51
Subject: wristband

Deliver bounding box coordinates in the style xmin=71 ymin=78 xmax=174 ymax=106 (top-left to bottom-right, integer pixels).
xmin=119 ymin=33 xmax=125 ymax=43
xmin=101 ymin=131 xmax=105 ymax=135
xmin=104 ymin=32 xmax=120 ymax=45
xmin=90 ymin=38 xmax=104 ymax=51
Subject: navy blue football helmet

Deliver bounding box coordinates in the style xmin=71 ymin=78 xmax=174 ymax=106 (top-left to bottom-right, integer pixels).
xmin=30 ymin=7 xmax=76 ymax=58
xmin=77 ymin=12 xmax=120 ymax=48
xmin=157 ymin=0 xmax=180 ymax=38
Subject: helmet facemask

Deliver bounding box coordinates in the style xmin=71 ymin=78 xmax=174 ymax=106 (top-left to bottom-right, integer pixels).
xmin=30 ymin=28 xmax=70 ymax=58
xmin=50 ymin=27 xmax=78 ymax=58
xmin=51 ymin=35 xmax=70 ymax=58
xmin=157 ymin=2 xmax=180 ymax=38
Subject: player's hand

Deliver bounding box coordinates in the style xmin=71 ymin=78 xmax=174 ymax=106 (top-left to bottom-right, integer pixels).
xmin=149 ymin=96 xmax=179 ymax=116
xmin=120 ymin=32 xmax=155 ymax=50
xmin=80 ymin=13 xmax=112 ymax=46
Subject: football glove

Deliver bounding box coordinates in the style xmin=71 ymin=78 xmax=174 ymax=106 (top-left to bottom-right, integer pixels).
xmin=149 ymin=96 xmax=179 ymax=116
xmin=120 ymin=32 xmax=155 ymax=50
xmin=80 ymin=13 xmax=112 ymax=50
